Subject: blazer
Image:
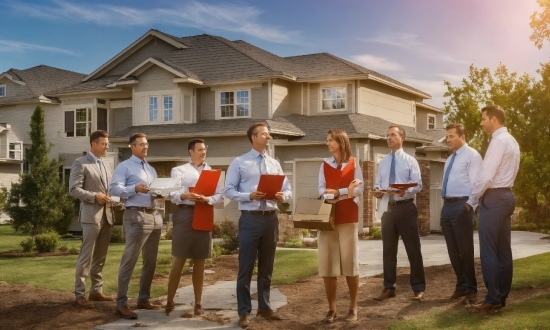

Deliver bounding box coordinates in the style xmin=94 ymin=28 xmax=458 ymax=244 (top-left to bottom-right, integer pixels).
xmin=69 ymin=152 xmax=115 ymax=225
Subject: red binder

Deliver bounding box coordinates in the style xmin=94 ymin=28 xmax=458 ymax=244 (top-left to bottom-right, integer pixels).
xmin=192 ymin=170 xmax=222 ymax=232
xmin=257 ymin=174 xmax=285 ymax=200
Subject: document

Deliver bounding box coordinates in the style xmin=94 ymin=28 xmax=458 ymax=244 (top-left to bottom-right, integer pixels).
xmin=192 ymin=170 xmax=222 ymax=232
xmin=257 ymin=174 xmax=285 ymax=200
xmin=193 ymin=170 xmax=222 ymax=195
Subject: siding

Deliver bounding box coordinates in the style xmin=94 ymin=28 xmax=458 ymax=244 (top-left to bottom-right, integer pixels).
xmin=275 ymin=145 xmax=328 ymax=163
xmin=103 ymin=39 xmax=177 ymax=77
xmin=112 ymin=107 xmax=132 ymax=134
xmin=146 ymin=136 xmax=250 ymax=158
xmin=250 ymin=83 xmax=268 ymax=119
xmin=358 ymin=81 xmax=415 ymax=127
xmin=416 ymin=108 xmax=443 ymax=133
xmin=135 ymin=66 xmax=178 ymax=92
xmin=0 ymin=79 xmax=21 ymax=98
xmin=199 ymin=88 xmax=215 ymax=120
xmin=272 ymin=80 xmax=290 ymax=117
xmin=309 ymin=83 xmax=320 ymax=115
xmin=288 ymin=82 xmax=302 ymax=115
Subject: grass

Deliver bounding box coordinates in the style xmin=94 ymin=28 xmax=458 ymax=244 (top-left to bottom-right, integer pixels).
xmin=0 ymin=224 xmax=318 ymax=299
xmin=389 ymin=252 xmax=550 ymax=330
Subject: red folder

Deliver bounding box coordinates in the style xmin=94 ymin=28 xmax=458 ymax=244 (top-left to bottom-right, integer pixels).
xmin=257 ymin=174 xmax=285 ymax=200
xmin=192 ymin=170 xmax=222 ymax=232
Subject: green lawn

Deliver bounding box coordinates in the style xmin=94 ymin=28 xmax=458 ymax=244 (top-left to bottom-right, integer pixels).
xmin=0 ymin=225 xmax=318 ymax=299
xmin=389 ymin=252 xmax=550 ymax=330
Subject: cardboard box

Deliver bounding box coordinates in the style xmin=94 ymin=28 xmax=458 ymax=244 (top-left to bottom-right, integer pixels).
xmin=293 ymin=197 xmax=334 ymax=231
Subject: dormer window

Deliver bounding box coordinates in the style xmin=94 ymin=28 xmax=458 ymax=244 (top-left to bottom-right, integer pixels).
xmin=0 ymin=85 xmax=6 ymax=97
xmin=321 ymin=87 xmax=346 ymax=111
xmin=427 ymin=114 xmax=436 ymax=130
xmin=9 ymin=141 xmax=23 ymax=160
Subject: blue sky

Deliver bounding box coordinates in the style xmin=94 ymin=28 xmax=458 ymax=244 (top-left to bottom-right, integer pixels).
xmin=1 ymin=0 xmax=547 ymax=107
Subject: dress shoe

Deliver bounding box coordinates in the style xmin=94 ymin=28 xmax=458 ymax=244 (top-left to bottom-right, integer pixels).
xmin=346 ymin=309 xmax=357 ymax=322
xmin=449 ymin=290 xmax=468 ymax=299
xmin=375 ymin=288 xmax=396 ymax=301
xmin=256 ymin=308 xmax=282 ymax=320
xmin=194 ymin=303 xmax=204 ymax=316
xmin=75 ymin=296 xmax=94 ymax=308
xmin=165 ymin=301 xmax=175 ymax=315
xmin=470 ymin=301 xmax=502 ymax=311
xmin=136 ymin=301 xmax=163 ymax=310
xmin=116 ymin=305 xmax=138 ymax=319
xmin=322 ymin=310 xmax=337 ymax=324
xmin=88 ymin=293 xmax=115 ymax=301
xmin=463 ymin=293 xmax=477 ymax=305
xmin=501 ymin=297 xmax=507 ymax=307
xmin=238 ymin=315 xmax=250 ymax=329
xmin=412 ymin=291 xmax=424 ymax=301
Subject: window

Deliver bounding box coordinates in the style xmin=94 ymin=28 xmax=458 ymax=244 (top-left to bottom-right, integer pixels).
xmin=149 ymin=97 xmax=158 ymax=122
xmin=0 ymin=85 xmax=5 ymax=97
xmin=9 ymin=142 xmax=23 ymax=160
xmin=163 ymin=96 xmax=173 ymax=122
xmin=427 ymin=114 xmax=436 ymax=130
xmin=322 ymin=87 xmax=346 ymax=111
xmin=220 ymin=90 xmax=249 ymax=118
xmin=65 ymin=108 xmax=93 ymax=137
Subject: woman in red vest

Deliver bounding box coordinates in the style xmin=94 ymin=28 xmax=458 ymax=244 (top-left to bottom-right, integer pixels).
xmin=318 ymin=129 xmax=364 ymax=323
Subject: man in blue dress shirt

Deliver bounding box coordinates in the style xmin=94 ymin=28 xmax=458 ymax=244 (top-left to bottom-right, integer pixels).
xmin=224 ymin=123 xmax=292 ymax=329
xmin=440 ymin=124 xmax=482 ymax=304
xmin=373 ymin=125 xmax=425 ymax=301
xmin=110 ymin=133 xmax=163 ymax=319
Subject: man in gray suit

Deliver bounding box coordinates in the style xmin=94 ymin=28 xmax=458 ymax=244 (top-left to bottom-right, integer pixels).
xmin=69 ymin=130 xmax=116 ymax=308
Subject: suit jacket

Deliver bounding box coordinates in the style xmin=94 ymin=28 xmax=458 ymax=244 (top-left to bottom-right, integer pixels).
xmin=69 ymin=152 xmax=115 ymax=225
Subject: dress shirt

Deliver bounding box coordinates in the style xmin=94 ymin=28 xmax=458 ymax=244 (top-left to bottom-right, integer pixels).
xmin=169 ymin=162 xmax=224 ymax=206
xmin=224 ymin=148 xmax=292 ymax=211
xmin=110 ymin=155 xmax=157 ymax=207
xmin=374 ymin=148 xmax=422 ymax=216
xmin=318 ymin=156 xmax=364 ymax=198
xmin=469 ymin=127 xmax=520 ymax=207
xmin=443 ymin=144 xmax=482 ymax=198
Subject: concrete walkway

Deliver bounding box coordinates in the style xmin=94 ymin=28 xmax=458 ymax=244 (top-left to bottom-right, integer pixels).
xmin=96 ymin=231 xmax=550 ymax=329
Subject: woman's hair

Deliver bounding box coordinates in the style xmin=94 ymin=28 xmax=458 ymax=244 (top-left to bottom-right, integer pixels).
xmin=327 ymin=129 xmax=352 ymax=162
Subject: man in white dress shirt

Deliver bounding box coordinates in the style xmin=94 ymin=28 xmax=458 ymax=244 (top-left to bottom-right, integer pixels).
xmin=467 ymin=105 xmax=520 ymax=311
xmin=373 ymin=125 xmax=425 ymax=301
xmin=440 ymin=123 xmax=482 ymax=304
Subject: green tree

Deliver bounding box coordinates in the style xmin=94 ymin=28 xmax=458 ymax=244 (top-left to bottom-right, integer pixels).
xmin=530 ymin=0 xmax=550 ymax=49
xmin=5 ymin=105 xmax=74 ymax=236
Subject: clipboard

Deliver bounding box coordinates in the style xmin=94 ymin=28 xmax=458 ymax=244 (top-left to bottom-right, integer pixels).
xmin=390 ymin=183 xmax=418 ymax=189
xmin=257 ymin=174 xmax=285 ymax=200
xmin=192 ymin=170 xmax=222 ymax=232
xmin=193 ymin=170 xmax=222 ymax=195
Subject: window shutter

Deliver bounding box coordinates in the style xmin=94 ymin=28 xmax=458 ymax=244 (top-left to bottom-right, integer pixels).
xmin=183 ymin=95 xmax=192 ymax=122
xmin=97 ymin=108 xmax=107 ymax=131
xmin=65 ymin=111 xmax=74 ymax=137
xmin=347 ymin=84 xmax=353 ymax=112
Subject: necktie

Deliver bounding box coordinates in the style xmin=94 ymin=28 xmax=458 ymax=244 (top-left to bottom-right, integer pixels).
xmin=141 ymin=161 xmax=151 ymax=185
xmin=389 ymin=152 xmax=396 ymax=202
xmin=259 ymin=154 xmax=267 ymax=210
xmin=98 ymin=159 xmax=107 ymax=188
xmin=441 ymin=152 xmax=456 ymax=198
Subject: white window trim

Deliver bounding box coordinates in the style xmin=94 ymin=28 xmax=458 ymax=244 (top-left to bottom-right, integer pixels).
xmin=162 ymin=95 xmax=174 ymax=123
xmin=215 ymin=88 xmax=252 ymax=120
xmin=0 ymin=84 xmax=6 ymax=97
xmin=75 ymin=108 xmax=93 ymax=137
xmin=427 ymin=114 xmax=436 ymax=130
xmin=319 ymin=83 xmax=348 ymax=113
xmin=8 ymin=141 xmax=23 ymax=160
xmin=148 ymin=96 xmax=159 ymax=123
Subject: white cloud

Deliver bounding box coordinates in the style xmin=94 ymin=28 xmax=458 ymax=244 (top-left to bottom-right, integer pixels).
xmin=7 ymin=0 xmax=300 ymax=44
xmin=0 ymin=39 xmax=76 ymax=55
xmin=350 ymin=54 xmax=404 ymax=71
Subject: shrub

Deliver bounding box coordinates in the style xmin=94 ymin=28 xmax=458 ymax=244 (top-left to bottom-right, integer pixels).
xmin=157 ymin=255 xmax=172 ymax=265
xmin=34 ymin=232 xmax=60 ymax=252
xmin=512 ymin=222 xmax=538 ymax=232
xmin=284 ymin=237 xmax=303 ymax=248
xmin=163 ymin=228 xmax=173 ymax=240
xmin=212 ymin=242 xmax=223 ymax=259
xmin=68 ymin=246 xmax=79 ymax=255
xmin=368 ymin=227 xmax=382 ymax=240
xmin=303 ymin=239 xmax=318 ymax=248
xmin=110 ymin=227 xmax=125 ymax=243
xmin=58 ymin=243 xmax=69 ymax=252
xmin=20 ymin=237 xmax=35 ymax=252
xmin=214 ymin=217 xmax=239 ymax=255
xmin=301 ymin=229 xmax=309 ymax=238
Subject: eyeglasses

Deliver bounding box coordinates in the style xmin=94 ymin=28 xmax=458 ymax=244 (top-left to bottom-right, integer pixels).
xmin=132 ymin=143 xmax=149 ymax=147
xmin=94 ymin=142 xmax=110 ymax=147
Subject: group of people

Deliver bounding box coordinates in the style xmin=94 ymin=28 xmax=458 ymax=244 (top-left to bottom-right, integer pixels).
xmin=68 ymin=104 xmax=519 ymax=329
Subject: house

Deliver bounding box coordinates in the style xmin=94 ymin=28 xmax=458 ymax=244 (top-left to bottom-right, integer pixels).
xmin=0 ymin=29 xmax=448 ymax=231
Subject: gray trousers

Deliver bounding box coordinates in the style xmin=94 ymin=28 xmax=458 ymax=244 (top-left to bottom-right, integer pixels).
xmin=116 ymin=209 xmax=162 ymax=306
xmin=74 ymin=216 xmax=113 ymax=297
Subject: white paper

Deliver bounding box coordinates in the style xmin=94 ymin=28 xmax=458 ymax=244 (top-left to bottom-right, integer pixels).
xmin=323 ymin=193 xmax=335 ymax=200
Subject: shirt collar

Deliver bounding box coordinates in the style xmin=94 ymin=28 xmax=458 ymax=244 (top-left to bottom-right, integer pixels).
xmin=189 ymin=161 xmax=207 ymax=169
xmin=130 ymin=155 xmax=145 ymax=164
xmin=250 ymin=148 xmax=264 ymax=159
xmin=391 ymin=148 xmax=404 ymax=156
xmin=492 ymin=127 xmax=508 ymax=138
xmin=454 ymin=143 xmax=468 ymax=156
xmin=88 ymin=151 xmax=99 ymax=163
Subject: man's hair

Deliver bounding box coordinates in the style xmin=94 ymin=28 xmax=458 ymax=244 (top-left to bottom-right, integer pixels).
xmin=327 ymin=129 xmax=352 ymax=162
xmin=388 ymin=125 xmax=406 ymax=137
xmin=481 ymin=105 xmax=506 ymax=124
xmin=188 ymin=138 xmax=206 ymax=153
xmin=445 ymin=123 xmax=466 ymax=137
xmin=247 ymin=123 xmax=268 ymax=143
xmin=129 ymin=133 xmax=147 ymax=145
xmin=90 ymin=130 xmax=108 ymax=145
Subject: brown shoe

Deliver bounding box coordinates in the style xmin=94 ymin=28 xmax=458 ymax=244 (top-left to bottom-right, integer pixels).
xmin=238 ymin=315 xmax=250 ymax=329
xmin=322 ymin=310 xmax=337 ymax=324
xmin=470 ymin=301 xmax=502 ymax=311
xmin=116 ymin=305 xmax=138 ymax=319
xmin=75 ymin=296 xmax=94 ymax=308
xmin=136 ymin=301 xmax=163 ymax=310
xmin=346 ymin=309 xmax=357 ymax=322
xmin=256 ymin=308 xmax=282 ymax=320
xmin=450 ymin=290 xmax=468 ymax=299
xmin=501 ymin=297 xmax=507 ymax=307
xmin=412 ymin=291 xmax=424 ymax=301
xmin=463 ymin=293 xmax=477 ymax=305
xmin=194 ymin=303 xmax=204 ymax=316
xmin=375 ymin=288 xmax=396 ymax=301
xmin=165 ymin=301 xmax=175 ymax=315
xmin=88 ymin=293 xmax=115 ymax=301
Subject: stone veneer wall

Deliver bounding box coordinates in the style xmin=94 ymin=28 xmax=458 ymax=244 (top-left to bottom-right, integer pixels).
xmin=417 ymin=160 xmax=431 ymax=236
xmin=362 ymin=161 xmax=374 ymax=228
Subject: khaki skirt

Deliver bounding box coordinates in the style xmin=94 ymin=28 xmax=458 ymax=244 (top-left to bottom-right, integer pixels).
xmin=317 ymin=222 xmax=359 ymax=277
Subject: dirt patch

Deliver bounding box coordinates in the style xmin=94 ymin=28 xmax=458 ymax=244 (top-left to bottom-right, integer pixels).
xmin=0 ymin=257 xmax=549 ymax=330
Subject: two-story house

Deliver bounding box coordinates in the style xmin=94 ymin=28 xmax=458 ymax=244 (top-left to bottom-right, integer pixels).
xmin=0 ymin=29 xmax=448 ymax=231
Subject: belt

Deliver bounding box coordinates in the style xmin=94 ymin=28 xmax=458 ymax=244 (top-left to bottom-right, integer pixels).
xmin=443 ymin=196 xmax=468 ymax=202
xmin=241 ymin=210 xmax=278 ymax=215
xmin=487 ymin=187 xmax=511 ymax=191
xmin=388 ymin=198 xmax=414 ymax=205
xmin=126 ymin=206 xmax=156 ymax=214
xmin=178 ymin=204 xmax=195 ymax=209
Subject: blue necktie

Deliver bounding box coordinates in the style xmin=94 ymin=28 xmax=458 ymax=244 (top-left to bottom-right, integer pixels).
xmin=441 ymin=152 xmax=456 ymax=198
xmin=259 ymin=154 xmax=267 ymax=210
xmin=389 ymin=152 xmax=396 ymax=202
